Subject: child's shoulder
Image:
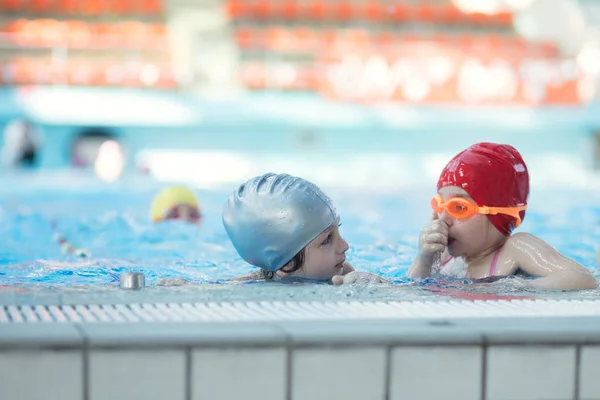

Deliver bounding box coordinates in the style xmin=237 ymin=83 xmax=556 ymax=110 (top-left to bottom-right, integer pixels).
xmin=505 ymin=232 xmax=535 ymax=246
xmin=503 ymin=232 xmax=552 ymax=255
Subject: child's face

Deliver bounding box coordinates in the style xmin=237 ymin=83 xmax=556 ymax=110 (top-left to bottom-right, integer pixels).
xmin=163 ymin=204 xmax=202 ymax=225
xmin=301 ymin=220 xmax=349 ymax=280
xmin=437 ymin=186 xmax=505 ymax=258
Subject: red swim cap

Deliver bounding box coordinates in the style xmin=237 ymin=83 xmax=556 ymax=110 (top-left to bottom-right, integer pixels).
xmin=437 ymin=142 xmax=529 ymax=236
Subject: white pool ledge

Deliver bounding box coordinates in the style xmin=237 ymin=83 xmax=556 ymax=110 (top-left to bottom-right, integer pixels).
xmin=1 ymin=299 xmax=599 ymax=400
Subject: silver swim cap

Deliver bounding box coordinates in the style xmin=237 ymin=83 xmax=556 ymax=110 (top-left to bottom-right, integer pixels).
xmin=222 ymin=173 xmax=338 ymax=272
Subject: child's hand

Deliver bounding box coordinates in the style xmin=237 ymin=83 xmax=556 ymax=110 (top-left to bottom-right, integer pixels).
xmin=417 ymin=212 xmax=449 ymax=266
xmin=331 ymin=271 xmax=389 ymax=285
xmin=157 ymin=277 xmax=190 ymax=286
xmin=341 ymin=262 xmax=355 ymax=275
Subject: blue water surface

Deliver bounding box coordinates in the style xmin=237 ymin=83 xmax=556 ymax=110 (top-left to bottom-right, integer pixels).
xmin=0 ymin=170 xmax=599 ymax=303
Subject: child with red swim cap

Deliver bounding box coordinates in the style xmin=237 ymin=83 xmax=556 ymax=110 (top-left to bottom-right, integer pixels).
xmin=407 ymin=142 xmax=597 ymax=291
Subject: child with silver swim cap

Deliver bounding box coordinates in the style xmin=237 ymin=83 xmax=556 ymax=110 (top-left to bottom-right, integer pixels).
xmin=223 ymin=173 xmax=387 ymax=284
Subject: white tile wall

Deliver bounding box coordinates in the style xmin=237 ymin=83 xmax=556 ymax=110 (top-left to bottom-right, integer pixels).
xmin=0 ymin=350 xmax=82 ymax=400
xmin=291 ymin=347 xmax=386 ymax=400
xmin=191 ymin=347 xmax=286 ymax=400
xmin=389 ymin=346 xmax=482 ymax=400
xmin=486 ymin=346 xmax=576 ymax=400
xmin=0 ymin=343 xmax=584 ymax=400
xmin=580 ymin=345 xmax=600 ymax=400
xmin=89 ymin=350 xmax=186 ymax=400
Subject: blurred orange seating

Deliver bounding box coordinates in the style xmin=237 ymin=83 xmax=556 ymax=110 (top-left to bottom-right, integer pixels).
xmin=139 ymin=0 xmax=162 ymax=16
xmin=240 ymin=62 xmax=266 ymax=89
xmin=67 ymin=60 xmax=91 ymax=85
xmin=79 ymin=0 xmax=107 ymax=15
xmin=2 ymin=19 xmax=168 ymax=50
xmin=0 ymin=58 xmax=177 ymax=89
xmin=417 ymin=2 xmax=441 ymax=22
xmin=281 ymin=0 xmax=298 ymax=19
xmin=540 ymin=42 xmax=559 ymax=57
xmin=57 ymin=0 xmax=78 ymax=13
xmin=227 ymin=0 xmax=245 ymax=19
xmin=36 ymin=19 xmax=65 ymax=46
xmin=155 ymin=67 xmax=177 ymax=89
xmin=0 ymin=0 xmax=21 ymax=12
xmin=0 ymin=0 xmax=164 ymax=16
xmin=294 ymin=64 xmax=319 ymax=90
xmin=64 ymin=20 xmax=92 ymax=46
xmin=111 ymin=0 xmax=135 ymax=15
xmin=29 ymin=0 xmax=53 ymax=13
xmin=10 ymin=58 xmax=35 ymax=85
xmin=335 ymin=1 xmax=354 ymax=21
xmin=304 ymin=0 xmax=327 ymax=19
xmin=388 ymin=3 xmax=410 ymax=22
xmin=254 ymin=0 xmax=271 ymax=19
xmin=239 ymin=62 xmax=320 ymax=91
xmin=115 ymin=21 xmax=149 ymax=46
xmin=225 ymin=0 xmax=514 ymax=25
xmin=236 ymin=53 xmax=580 ymax=105
xmin=234 ymin=27 xmax=255 ymax=48
xmin=363 ymin=0 xmax=383 ymax=21
xmin=231 ymin=27 xmax=555 ymax=59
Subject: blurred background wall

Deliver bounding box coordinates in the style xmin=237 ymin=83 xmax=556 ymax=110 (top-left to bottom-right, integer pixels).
xmin=1 ymin=0 xmax=600 ymax=189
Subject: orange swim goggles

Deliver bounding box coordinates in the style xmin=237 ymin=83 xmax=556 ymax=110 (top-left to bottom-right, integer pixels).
xmin=431 ymin=194 xmax=527 ymax=227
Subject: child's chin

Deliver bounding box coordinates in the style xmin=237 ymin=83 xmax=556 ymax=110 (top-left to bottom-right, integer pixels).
xmin=447 ymin=245 xmax=460 ymax=257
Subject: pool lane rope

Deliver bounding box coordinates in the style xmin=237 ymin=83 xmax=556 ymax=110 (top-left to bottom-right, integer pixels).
xmin=49 ymin=221 xmax=125 ymax=285
xmin=50 ymin=221 xmax=90 ymax=258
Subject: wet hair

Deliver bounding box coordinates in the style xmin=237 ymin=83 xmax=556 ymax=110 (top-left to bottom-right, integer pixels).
xmin=261 ymin=247 xmax=306 ymax=280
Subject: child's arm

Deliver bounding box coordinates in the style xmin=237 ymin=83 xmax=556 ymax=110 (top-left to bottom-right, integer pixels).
xmin=507 ymin=233 xmax=597 ymax=290
xmin=157 ymin=277 xmax=190 ymax=286
xmin=407 ymin=257 xmax=431 ymax=278
xmin=230 ymin=270 xmax=265 ymax=282
xmin=331 ymin=270 xmax=389 ymax=285
xmin=331 ymin=261 xmax=388 ymax=285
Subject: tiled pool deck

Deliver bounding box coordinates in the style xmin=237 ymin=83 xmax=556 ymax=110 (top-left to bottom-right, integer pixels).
xmin=1 ymin=299 xmax=599 ymax=400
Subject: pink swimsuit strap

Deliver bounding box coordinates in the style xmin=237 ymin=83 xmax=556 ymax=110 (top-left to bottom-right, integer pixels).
xmin=439 ymin=248 xmax=501 ymax=277
xmin=488 ymin=248 xmax=501 ymax=277
xmin=440 ymin=256 xmax=453 ymax=267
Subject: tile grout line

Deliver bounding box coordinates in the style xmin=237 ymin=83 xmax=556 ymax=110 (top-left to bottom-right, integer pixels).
xmin=481 ymin=345 xmax=487 ymax=400
xmin=384 ymin=346 xmax=392 ymax=400
xmin=73 ymin=323 xmax=89 ymax=400
xmin=186 ymin=347 xmax=192 ymax=400
xmin=286 ymin=343 xmax=293 ymax=400
xmin=574 ymin=345 xmax=581 ymax=400
xmin=262 ymin=320 xmax=294 ymax=400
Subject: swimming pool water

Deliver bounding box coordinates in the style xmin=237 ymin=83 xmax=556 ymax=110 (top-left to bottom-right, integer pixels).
xmin=0 ymin=170 xmax=599 ymax=303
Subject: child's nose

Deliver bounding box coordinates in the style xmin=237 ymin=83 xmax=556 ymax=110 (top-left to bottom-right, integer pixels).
xmin=439 ymin=210 xmax=454 ymax=226
xmin=338 ymin=237 xmax=349 ymax=253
